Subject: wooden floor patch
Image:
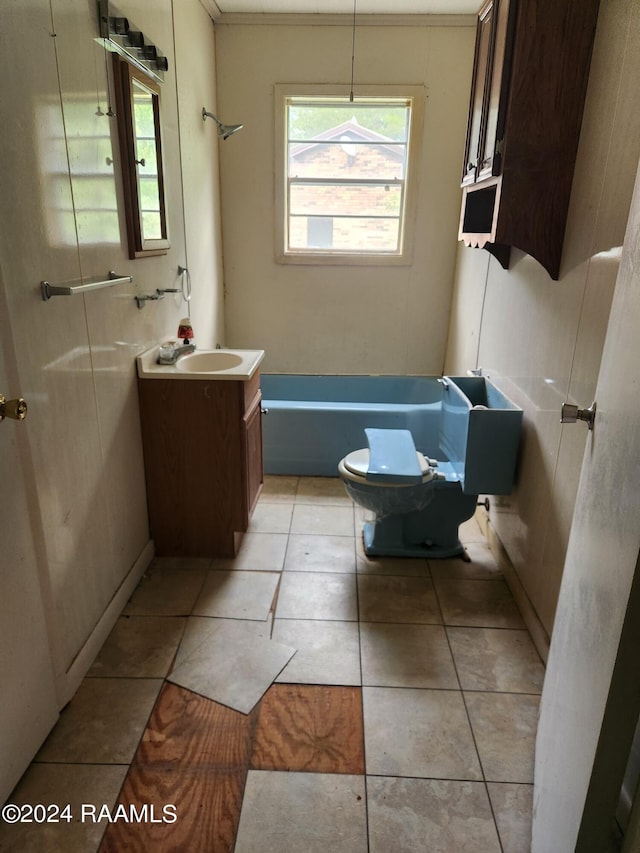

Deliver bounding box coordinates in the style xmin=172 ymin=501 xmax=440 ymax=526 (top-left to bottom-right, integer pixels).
xmin=99 ymin=683 xmax=256 ymax=852
xmin=250 ymin=684 xmax=365 ymax=774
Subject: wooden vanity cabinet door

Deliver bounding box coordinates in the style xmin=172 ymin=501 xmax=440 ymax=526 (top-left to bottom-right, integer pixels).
xmin=243 ymin=392 xmax=264 ymax=524
xmin=138 ymin=374 xmax=264 ymax=558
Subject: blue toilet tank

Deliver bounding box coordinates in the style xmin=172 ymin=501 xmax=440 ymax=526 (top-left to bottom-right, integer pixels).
xmin=439 ymin=376 xmax=523 ymax=495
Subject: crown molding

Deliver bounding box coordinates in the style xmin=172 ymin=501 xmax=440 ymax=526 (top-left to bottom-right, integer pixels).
xmin=213 ymin=13 xmax=475 ymax=27
xmin=199 ymin=0 xmax=223 ymax=21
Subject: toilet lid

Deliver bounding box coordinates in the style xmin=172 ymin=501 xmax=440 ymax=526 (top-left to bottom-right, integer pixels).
xmin=344 ymin=448 xmax=431 ymax=478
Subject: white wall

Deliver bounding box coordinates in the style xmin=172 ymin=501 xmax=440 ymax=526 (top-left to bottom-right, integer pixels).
xmin=0 ymin=0 xmax=223 ymax=702
xmin=215 ymin=20 xmax=475 ymax=374
xmin=444 ymin=0 xmax=640 ymax=642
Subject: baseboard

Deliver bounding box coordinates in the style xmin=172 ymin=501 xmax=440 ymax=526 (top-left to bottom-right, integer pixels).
xmin=476 ymin=508 xmax=551 ymax=664
xmin=56 ymin=540 xmax=155 ymax=707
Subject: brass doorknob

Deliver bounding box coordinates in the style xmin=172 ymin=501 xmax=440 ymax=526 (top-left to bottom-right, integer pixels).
xmin=0 ymin=393 xmax=28 ymax=422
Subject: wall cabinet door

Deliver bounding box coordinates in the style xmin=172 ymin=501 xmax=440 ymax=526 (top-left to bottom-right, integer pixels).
xmin=462 ymin=0 xmax=495 ymax=187
xmin=462 ymin=0 xmax=515 ymax=187
xmin=458 ymin=0 xmax=601 ymax=279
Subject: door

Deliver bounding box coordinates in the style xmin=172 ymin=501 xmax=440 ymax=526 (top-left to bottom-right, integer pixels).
xmin=0 ymin=270 xmax=58 ymax=804
xmin=532 ymin=157 xmax=640 ymax=850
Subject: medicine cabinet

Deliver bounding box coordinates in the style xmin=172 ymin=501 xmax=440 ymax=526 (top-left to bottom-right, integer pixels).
xmin=112 ymin=54 xmax=169 ymax=258
xmin=458 ymin=0 xmax=601 ymax=280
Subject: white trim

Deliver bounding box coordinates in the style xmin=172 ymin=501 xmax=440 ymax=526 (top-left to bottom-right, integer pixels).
xmin=477 ymin=508 xmax=551 ymax=664
xmin=274 ymin=83 xmax=426 ymax=267
xmin=55 ymin=541 xmax=154 ymax=706
xmin=199 ymin=0 xmax=223 ymax=21
xmin=215 ymin=13 xmax=475 ymax=27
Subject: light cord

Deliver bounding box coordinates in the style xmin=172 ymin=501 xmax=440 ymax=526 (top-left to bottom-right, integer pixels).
xmin=349 ymin=0 xmax=357 ymax=102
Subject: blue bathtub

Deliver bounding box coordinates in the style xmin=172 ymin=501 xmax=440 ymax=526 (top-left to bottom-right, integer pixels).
xmin=261 ymin=374 xmax=443 ymax=477
xmin=260 ymin=373 xmax=523 ymax=496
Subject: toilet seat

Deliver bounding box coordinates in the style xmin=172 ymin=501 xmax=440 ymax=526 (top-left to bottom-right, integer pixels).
xmin=342 ymin=448 xmax=435 ymax=484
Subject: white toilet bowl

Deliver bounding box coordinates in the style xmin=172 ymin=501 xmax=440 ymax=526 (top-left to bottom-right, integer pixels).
xmin=338 ymin=447 xmax=439 ymax=516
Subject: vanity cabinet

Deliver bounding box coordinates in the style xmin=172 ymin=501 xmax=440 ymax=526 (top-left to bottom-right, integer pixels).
xmin=137 ymin=371 xmax=263 ymax=557
xmin=459 ymin=0 xmax=600 ymax=279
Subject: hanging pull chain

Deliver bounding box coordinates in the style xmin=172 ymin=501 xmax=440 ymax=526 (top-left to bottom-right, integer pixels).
xmin=349 ymin=0 xmax=357 ymax=102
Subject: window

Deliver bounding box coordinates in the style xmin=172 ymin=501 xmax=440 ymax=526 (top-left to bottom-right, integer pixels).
xmin=275 ymin=85 xmax=424 ymax=265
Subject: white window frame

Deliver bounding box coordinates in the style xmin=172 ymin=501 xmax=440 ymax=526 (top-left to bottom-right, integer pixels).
xmin=275 ymin=83 xmax=425 ymax=266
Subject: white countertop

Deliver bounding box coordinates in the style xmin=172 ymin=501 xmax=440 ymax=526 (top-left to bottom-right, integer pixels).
xmin=136 ymin=345 xmax=265 ymax=381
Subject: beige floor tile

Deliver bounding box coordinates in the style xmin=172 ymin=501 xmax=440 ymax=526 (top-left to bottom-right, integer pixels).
xmin=211 ymin=532 xmax=288 ymax=572
xmin=35 ymin=678 xmax=162 ymax=765
xmin=248 ymin=502 xmax=293 ymax=534
xmin=294 ymin=476 xmax=352 ymax=505
xmin=272 ymin=619 xmax=361 ymax=685
xmin=277 ymin=571 xmax=358 ymax=621
xmin=356 ymin=536 xmax=431 ymax=576
xmin=123 ymin=567 xmax=206 ymax=616
xmin=284 ymin=534 xmax=356 ymax=573
xmin=358 ymin=575 xmax=442 ymax=624
xmin=487 ymin=783 xmax=534 ymax=853
xmin=459 ymin=516 xmax=485 ymax=543
xmin=367 ymin=776 xmax=501 ymax=853
xmin=434 ymin=578 xmax=525 ymax=628
xmin=465 ymin=692 xmax=539 ymax=783
xmin=360 ymin=623 xmax=458 ymax=689
xmin=88 ymin=616 xmax=186 ymax=678
xmin=260 ymin=475 xmax=299 ymax=502
xmin=174 ymin=616 xmax=271 ymax=665
xmin=235 ymin=771 xmax=367 ymax=853
xmin=168 ymin=618 xmax=295 ymax=714
xmin=0 ymin=763 xmax=127 ymax=853
xmin=363 ymin=687 xmax=482 ymax=779
xmin=430 ymin=542 xmax=502 ymax=580
xmin=447 ymin=627 xmax=545 ymax=693
xmin=290 ymin=504 xmax=355 ymax=537
xmin=193 ymin=570 xmax=280 ymax=620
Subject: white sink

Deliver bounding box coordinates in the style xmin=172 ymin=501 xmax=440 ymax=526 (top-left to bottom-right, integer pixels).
xmin=176 ymin=351 xmax=244 ymax=373
xmin=136 ymin=346 xmax=264 ymax=381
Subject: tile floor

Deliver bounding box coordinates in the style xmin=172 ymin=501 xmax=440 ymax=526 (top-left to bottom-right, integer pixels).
xmin=0 ymin=476 xmax=544 ymax=852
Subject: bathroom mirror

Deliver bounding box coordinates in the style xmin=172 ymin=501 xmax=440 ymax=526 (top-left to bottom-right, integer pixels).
xmin=112 ymin=54 xmax=169 ymax=257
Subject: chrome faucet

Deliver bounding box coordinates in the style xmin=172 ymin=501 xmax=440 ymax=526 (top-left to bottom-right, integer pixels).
xmin=157 ymin=343 xmax=196 ymax=365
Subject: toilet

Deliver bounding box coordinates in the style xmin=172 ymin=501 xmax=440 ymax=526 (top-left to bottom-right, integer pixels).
xmin=338 ymin=376 xmax=523 ymax=559
xmin=339 ymin=427 xmax=478 ymax=559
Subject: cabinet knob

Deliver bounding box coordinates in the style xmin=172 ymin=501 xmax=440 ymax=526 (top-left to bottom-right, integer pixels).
xmin=260 ymin=407 xmax=269 ymax=415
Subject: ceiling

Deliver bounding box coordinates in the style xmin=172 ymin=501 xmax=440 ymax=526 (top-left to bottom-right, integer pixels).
xmin=212 ymin=1 xmax=481 ymax=15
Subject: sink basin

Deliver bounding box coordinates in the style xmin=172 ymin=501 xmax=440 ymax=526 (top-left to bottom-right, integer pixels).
xmin=176 ymin=351 xmax=243 ymax=373
xmin=136 ymin=346 xmax=265 ymax=381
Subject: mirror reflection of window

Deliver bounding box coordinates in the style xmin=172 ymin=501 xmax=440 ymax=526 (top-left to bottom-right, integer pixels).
xmin=131 ymin=79 xmax=162 ymax=240
xmin=113 ymin=54 xmax=169 ymax=258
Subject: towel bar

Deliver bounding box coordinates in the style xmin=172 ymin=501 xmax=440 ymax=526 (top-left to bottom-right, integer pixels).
xmin=41 ymin=271 xmax=133 ymax=301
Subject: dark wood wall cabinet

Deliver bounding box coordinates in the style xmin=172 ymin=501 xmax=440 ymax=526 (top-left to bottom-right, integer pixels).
xmin=138 ymin=372 xmax=263 ymax=557
xmin=459 ymin=0 xmax=601 ymax=280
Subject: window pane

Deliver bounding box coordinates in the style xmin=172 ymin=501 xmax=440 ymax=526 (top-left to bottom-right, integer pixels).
xmin=290 ymin=182 xmax=402 ymax=218
xmin=289 ymin=141 xmax=406 ymax=181
xmin=282 ymin=95 xmax=415 ymax=258
xmin=289 ymin=216 xmax=400 ymax=252
xmin=288 ymin=102 xmax=409 ymax=142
